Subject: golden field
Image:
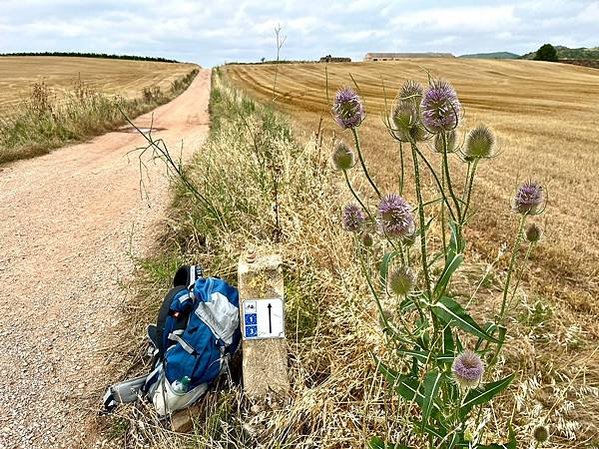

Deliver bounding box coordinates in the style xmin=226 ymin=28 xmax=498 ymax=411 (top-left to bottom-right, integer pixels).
xmin=224 ymin=59 xmax=599 ymax=442
xmin=0 ymin=56 xmax=197 ymax=114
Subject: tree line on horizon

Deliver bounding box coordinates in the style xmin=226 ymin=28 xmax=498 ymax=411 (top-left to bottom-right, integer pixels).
xmin=0 ymin=51 xmax=179 ymax=63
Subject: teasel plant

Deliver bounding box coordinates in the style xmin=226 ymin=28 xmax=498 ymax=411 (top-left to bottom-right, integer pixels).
xmin=330 ymin=79 xmax=547 ymax=448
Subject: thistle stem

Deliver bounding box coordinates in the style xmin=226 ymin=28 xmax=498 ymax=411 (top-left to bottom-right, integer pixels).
xmin=411 ymin=144 xmax=457 ymax=223
xmin=343 ymin=170 xmax=375 ymax=223
xmin=440 ymin=151 xmax=447 ymax=255
xmin=499 ymin=214 xmax=527 ymax=322
xmin=462 ymin=159 xmax=479 ymax=224
xmin=410 ymin=142 xmax=432 ymax=300
xmin=399 ymin=141 xmax=405 ymax=195
xmin=507 ymin=242 xmax=535 ymax=310
xmin=441 ymin=132 xmax=462 ymax=223
xmin=358 ymin=246 xmax=391 ymax=333
xmin=352 ymin=128 xmax=382 ymax=199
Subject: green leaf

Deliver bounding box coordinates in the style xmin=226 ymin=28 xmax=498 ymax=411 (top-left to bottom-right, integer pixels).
xmin=460 ymin=373 xmax=516 ymax=417
xmin=368 ymin=436 xmax=412 ymax=449
xmin=423 ymin=424 xmax=447 ymax=439
xmin=397 ymin=347 xmax=429 ymax=364
xmin=379 ymin=251 xmax=398 ymax=289
xmin=422 ymin=369 xmax=444 ymax=430
xmin=375 ymin=356 xmax=399 ymax=384
xmin=432 ymin=297 xmax=499 ymax=343
xmin=448 ymin=221 xmax=466 ymax=261
xmin=475 ymin=323 xmax=507 ymax=351
xmin=433 ymin=254 xmax=464 ymax=299
xmin=441 ymin=325 xmax=455 ymax=359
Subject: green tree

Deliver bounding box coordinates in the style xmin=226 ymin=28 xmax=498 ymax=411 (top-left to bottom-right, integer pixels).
xmin=534 ymin=43 xmax=558 ymax=61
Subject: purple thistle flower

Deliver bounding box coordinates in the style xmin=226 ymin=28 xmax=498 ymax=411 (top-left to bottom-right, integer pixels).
xmin=342 ymin=203 xmax=366 ymax=232
xmin=513 ymin=181 xmax=544 ymax=215
xmin=452 ymin=351 xmax=484 ymax=388
xmin=332 ymin=87 xmax=365 ymax=129
xmin=378 ymin=194 xmax=415 ymax=239
xmin=421 ymin=79 xmax=461 ymax=133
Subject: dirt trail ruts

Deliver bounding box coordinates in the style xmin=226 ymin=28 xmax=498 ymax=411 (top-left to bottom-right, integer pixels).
xmin=0 ymin=68 xmax=211 ymax=448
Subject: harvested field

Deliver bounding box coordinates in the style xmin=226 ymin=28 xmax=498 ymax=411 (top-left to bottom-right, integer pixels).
xmin=0 ymin=56 xmax=196 ymax=115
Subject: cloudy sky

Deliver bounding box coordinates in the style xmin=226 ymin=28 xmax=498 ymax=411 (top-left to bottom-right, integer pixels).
xmin=0 ymin=0 xmax=597 ymax=66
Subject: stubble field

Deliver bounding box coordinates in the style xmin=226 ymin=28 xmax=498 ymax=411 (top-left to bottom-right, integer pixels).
xmin=0 ymin=56 xmax=197 ymax=114
xmin=224 ymin=59 xmax=599 ymax=444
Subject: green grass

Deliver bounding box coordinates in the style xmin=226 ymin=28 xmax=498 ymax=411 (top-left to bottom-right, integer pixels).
xmin=0 ymin=68 xmax=198 ymax=164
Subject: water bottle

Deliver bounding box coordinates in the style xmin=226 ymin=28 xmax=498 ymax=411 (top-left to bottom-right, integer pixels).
xmin=171 ymin=376 xmax=191 ymax=395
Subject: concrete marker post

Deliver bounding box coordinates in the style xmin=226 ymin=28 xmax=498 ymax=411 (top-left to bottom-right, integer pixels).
xmin=238 ymin=252 xmax=289 ymax=402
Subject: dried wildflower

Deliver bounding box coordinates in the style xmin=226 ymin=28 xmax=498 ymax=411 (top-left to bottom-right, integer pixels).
xmin=342 ymin=203 xmax=365 ymax=232
xmin=361 ymin=232 xmax=374 ymax=247
xmin=533 ymin=425 xmax=549 ymax=443
xmin=465 ymin=125 xmax=495 ymax=160
xmin=421 ymin=79 xmax=461 ymax=133
xmin=452 ymin=351 xmax=484 ymax=388
xmin=434 ymin=130 xmax=458 ymax=153
xmin=331 ymin=141 xmax=355 ymax=170
xmin=390 ymin=80 xmax=427 ymax=142
xmin=378 ymin=194 xmax=415 ymax=238
xmin=513 ymin=181 xmax=544 ymax=215
xmin=332 ymin=87 xmax=364 ymax=129
xmin=525 ymin=223 xmax=542 ymax=242
xmin=388 ymin=267 xmax=415 ymax=296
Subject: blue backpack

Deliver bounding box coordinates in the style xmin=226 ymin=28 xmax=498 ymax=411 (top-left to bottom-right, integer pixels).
xmin=102 ymin=265 xmax=241 ymax=416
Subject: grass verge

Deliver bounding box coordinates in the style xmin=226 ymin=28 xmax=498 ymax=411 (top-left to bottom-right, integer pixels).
xmin=0 ymin=68 xmax=198 ymax=164
xmin=102 ymin=68 xmax=598 ymax=448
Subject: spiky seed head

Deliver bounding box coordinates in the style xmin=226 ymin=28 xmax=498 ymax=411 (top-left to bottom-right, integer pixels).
xmin=361 ymin=232 xmax=374 ymax=247
xmin=434 ymin=130 xmax=458 ymax=153
xmin=452 ymin=351 xmax=484 ymax=388
xmin=388 ymin=267 xmax=415 ymax=296
xmin=421 ymin=79 xmax=461 ymax=133
xmin=525 ymin=223 xmax=542 ymax=242
xmin=390 ymin=80 xmax=427 ymax=142
xmin=331 ymin=141 xmax=355 ymax=170
xmin=342 ymin=203 xmax=365 ymax=232
xmin=465 ymin=125 xmax=496 ymax=159
xmin=378 ymin=193 xmax=415 ymax=239
xmin=533 ymin=425 xmax=549 ymax=443
xmin=513 ymin=181 xmax=544 ymax=215
xmin=332 ymin=87 xmax=365 ymax=129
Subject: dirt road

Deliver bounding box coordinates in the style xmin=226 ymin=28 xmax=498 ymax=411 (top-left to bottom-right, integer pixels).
xmin=0 ymin=69 xmax=211 ymax=448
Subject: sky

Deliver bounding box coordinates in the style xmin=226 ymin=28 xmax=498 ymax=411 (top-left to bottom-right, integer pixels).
xmin=0 ymin=0 xmax=597 ymax=67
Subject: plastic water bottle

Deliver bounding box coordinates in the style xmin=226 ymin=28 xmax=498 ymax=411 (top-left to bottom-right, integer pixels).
xmin=171 ymin=376 xmax=191 ymax=395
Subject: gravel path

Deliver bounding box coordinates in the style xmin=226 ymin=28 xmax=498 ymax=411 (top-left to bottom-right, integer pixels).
xmin=0 ymin=69 xmax=211 ymax=448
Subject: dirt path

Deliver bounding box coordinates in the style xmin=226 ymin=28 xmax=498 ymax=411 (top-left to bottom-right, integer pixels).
xmin=0 ymin=69 xmax=211 ymax=449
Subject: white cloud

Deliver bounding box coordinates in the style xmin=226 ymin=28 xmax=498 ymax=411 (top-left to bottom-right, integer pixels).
xmin=0 ymin=0 xmax=596 ymax=65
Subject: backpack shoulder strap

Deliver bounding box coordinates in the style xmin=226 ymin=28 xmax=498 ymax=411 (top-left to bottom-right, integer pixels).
xmin=155 ymin=286 xmax=188 ymax=359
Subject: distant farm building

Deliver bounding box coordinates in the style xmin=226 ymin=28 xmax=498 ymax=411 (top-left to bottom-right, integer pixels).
xmin=319 ymin=55 xmax=352 ymax=63
xmin=364 ymin=52 xmax=455 ymax=61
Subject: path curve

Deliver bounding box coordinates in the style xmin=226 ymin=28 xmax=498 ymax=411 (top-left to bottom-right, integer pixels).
xmin=0 ymin=68 xmax=211 ymax=449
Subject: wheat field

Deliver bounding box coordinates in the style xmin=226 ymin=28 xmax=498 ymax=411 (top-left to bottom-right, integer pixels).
xmin=225 ymin=59 xmax=599 ymax=441
xmin=0 ymin=56 xmax=197 ymax=114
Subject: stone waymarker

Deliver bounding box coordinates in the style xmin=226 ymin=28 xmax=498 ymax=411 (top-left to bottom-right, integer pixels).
xmin=238 ymin=253 xmax=289 ymax=401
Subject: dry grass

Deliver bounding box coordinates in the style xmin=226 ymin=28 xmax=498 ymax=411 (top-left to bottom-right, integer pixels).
xmin=222 ymin=60 xmax=599 ymax=446
xmin=102 ymin=63 xmax=598 ymax=448
xmin=0 ymin=56 xmax=197 ymax=116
